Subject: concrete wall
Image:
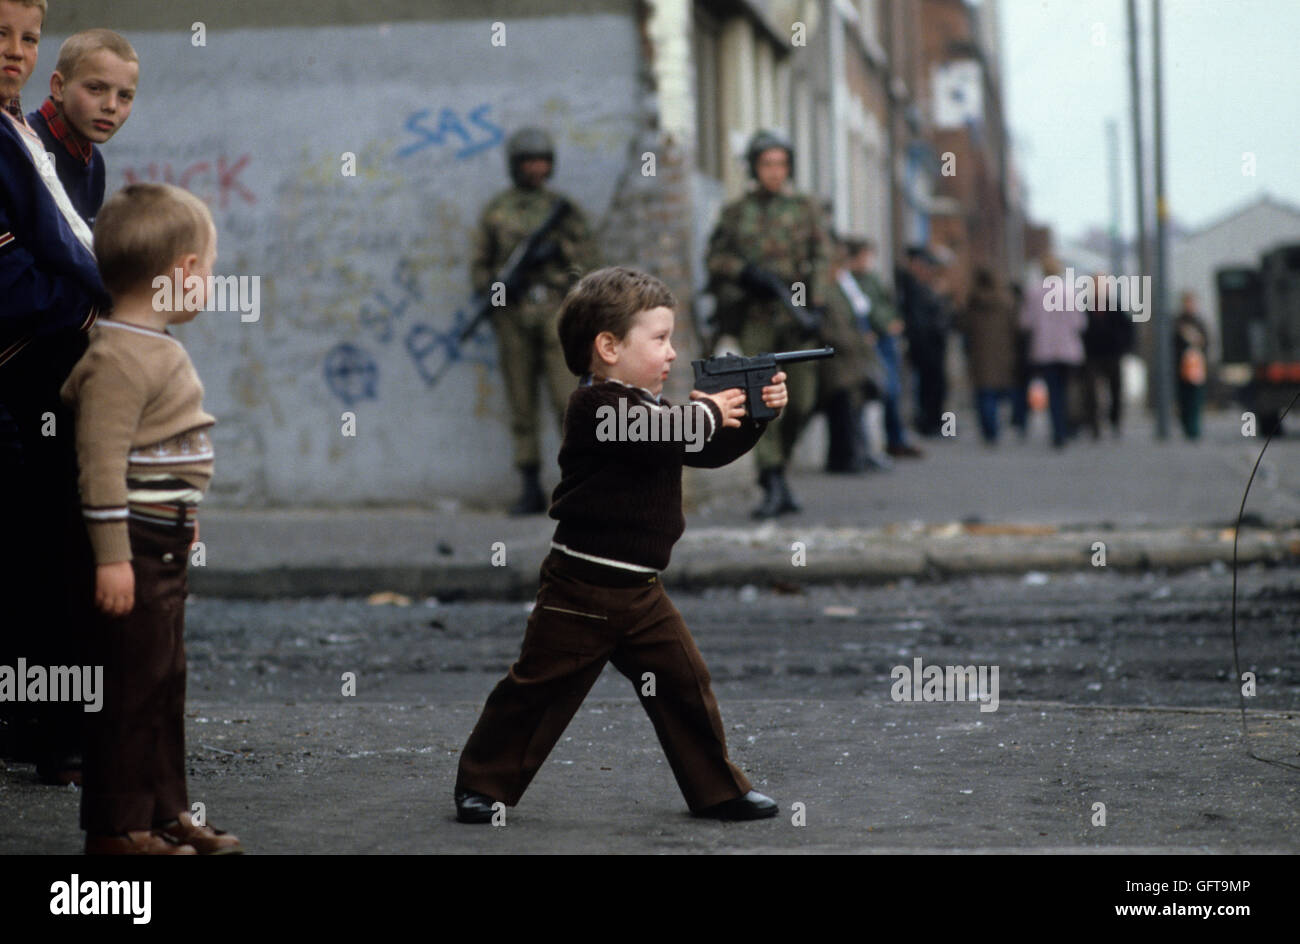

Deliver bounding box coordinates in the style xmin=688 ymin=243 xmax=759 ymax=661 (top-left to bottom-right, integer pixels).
xmin=39 ymin=3 xmax=646 ymax=506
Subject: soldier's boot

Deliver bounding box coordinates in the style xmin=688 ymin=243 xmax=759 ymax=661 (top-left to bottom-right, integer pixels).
xmin=508 ymin=465 xmax=547 ymax=516
xmin=773 ymin=467 xmax=802 ymax=515
xmin=752 ymin=468 xmax=786 ymax=520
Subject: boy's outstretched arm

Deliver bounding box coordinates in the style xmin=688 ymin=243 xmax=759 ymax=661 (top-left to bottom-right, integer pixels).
xmin=689 ymin=387 xmax=746 ymax=427
xmin=685 ymin=371 xmax=787 ymax=469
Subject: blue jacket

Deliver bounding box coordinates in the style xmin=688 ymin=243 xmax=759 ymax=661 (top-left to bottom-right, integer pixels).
xmin=27 ymin=101 xmax=106 ymax=227
xmin=0 ymin=111 xmax=108 ymax=368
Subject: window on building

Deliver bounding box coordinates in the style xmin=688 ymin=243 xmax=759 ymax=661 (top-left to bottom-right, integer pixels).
xmin=694 ymin=4 xmax=724 ymax=179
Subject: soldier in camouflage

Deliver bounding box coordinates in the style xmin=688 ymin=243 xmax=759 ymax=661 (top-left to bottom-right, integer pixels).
xmin=705 ymin=130 xmax=830 ymax=518
xmin=472 ymin=128 xmax=597 ymax=514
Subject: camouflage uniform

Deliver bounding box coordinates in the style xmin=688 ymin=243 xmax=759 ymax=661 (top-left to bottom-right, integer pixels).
xmin=471 ymin=184 xmax=596 ymax=471
xmin=705 ymin=189 xmax=830 ymax=472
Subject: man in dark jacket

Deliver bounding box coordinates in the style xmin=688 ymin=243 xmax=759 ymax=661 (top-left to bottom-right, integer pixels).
xmin=1081 ymin=272 xmax=1134 ymax=439
xmin=895 ymin=246 xmax=949 ymax=438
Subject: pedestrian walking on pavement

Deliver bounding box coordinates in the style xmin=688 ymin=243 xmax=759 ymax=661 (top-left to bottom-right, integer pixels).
xmin=820 ymin=235 xmax=888 ymax=473
xmin=1174 ymin=290 xmax=1210 ymax=441
xmin=1008 ymin=282 xmax=1031 ymax=439
xmin=846 ymin=237 xmax=920 ymax=460
xmin=1081 ymin=272 xmax=1134 ymax=439
xmin=956 ymin=267 xmax=1020 ymax=444
xmin=1020 ymin=254 xmax=1086 ymax=448
xmin=895 ymin=246 xmax=951 ymax=439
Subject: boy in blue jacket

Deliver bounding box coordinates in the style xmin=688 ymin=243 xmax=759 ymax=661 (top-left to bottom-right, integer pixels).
xmin=0 ymin=0 xmax=111 ymax=781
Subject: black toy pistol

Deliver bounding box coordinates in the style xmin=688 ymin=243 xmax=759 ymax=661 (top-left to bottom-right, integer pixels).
xmin=691 ymin=347 xmax=835 ymax=421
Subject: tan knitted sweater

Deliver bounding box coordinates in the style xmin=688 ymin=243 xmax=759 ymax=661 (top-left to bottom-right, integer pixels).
xmin=60 ymin=319 xmax=215 ymax=564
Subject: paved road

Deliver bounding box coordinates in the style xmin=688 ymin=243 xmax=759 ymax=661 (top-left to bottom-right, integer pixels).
xmin=3 ymin=563 xmax=1296 ymax=854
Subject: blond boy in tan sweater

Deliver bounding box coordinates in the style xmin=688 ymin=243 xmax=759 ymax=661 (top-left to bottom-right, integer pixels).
xmin=60 ymin=182 xmax=241 ymax=855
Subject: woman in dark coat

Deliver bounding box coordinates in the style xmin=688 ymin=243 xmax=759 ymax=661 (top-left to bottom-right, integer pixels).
xmin=956 ymin=267 xmax=1019 ymax=443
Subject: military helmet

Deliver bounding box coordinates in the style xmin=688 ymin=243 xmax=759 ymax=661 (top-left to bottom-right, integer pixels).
xmin=745 ymin=129 xmax=794 ymax=179
xmin=507 ymin=127 xmax=555 ymax=183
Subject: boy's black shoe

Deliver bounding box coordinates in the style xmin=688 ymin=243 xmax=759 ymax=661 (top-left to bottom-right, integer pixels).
xmin=693 ymin=790 xmax=778 ymax=821
xmin=455 ymin=788 xmax=500 ymax=823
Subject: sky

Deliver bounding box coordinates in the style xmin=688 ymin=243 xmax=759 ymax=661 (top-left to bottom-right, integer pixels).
xmin=997 ymin=0 xmax=1300 ymax=242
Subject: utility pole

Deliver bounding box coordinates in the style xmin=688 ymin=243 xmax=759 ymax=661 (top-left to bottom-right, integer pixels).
xmin=1152 ymin=0 xmax=1172 ymax=439
xmin=1106 ymin=118 xmax=1122 ymax=277
xmin=1127 ymin=0 xmax=1153 ymax=410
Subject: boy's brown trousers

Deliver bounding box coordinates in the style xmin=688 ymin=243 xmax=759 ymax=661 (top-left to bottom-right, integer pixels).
xmin=80 ymin=518 xmax=193 ymax=835
xmin=456 ymin=551 xmax=752 ymax=811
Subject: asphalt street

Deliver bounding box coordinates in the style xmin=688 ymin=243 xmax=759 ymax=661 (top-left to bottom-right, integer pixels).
xmin=2 ymin=563 xmax=1296 ymax=854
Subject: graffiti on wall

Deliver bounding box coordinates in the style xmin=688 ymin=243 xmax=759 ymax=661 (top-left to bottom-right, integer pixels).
xmin=122 ymin=153 xmax=256 ymax=209
xmin=321 ymin=256 xmax=497 ymax=406
xmin=397 ymin=104 xmax=504 ymax=160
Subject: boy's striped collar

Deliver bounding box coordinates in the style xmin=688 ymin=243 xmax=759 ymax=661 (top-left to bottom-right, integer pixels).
xmin=582 ymin=374 xmax=661 ymax=403
xmin=36 ymin=98 xmax=93 ymax=165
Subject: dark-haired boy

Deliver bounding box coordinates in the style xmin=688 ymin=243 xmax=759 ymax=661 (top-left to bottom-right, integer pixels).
xmin=455 ymin=265 xmax=786 ymax=823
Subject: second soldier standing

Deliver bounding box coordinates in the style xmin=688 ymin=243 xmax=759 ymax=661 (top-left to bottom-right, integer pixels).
xmin=705 ymin=130 xmax=830 ymax=519
xmin=471 ymin=128 xmax=597 ymax=514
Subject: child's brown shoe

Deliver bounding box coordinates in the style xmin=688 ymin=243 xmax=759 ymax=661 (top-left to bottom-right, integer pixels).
xmin=157 ymin=812 xmax=243 ymax=855
xmin=85 ymin=830 xmax=197 ymax=855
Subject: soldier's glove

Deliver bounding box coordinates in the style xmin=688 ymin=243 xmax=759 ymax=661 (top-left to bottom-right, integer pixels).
xmin=528 ymin=239 xmax=561 ymax=266
xmin=739 ymin=263 xmax=772 ymax=295
xmin=794 ymin=306 xmax=825 ymax=339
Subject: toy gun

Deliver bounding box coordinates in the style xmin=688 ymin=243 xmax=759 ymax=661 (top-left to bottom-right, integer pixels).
xmin=691 ymin=347 xmax=835 ymax=421
xmin=420 ymin=197 xmax=572 ymax=388
xmin=740 ymin=263 xmax=824 ymax=336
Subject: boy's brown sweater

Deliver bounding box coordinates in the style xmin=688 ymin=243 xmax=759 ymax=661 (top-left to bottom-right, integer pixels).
xmin=549 ymin=379 xmax=766 ymax=571
xmin=60 ymin=319 xmax=214 ymax=564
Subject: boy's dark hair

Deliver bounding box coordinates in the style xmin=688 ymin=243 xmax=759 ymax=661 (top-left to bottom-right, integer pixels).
xmin=556 ymin=266 xmax=677 ymax=375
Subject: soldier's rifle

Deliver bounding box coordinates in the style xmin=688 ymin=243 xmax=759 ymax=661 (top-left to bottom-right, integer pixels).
xmin=423 ymin=196 xmax=572 ymax=388
xmin=741 ymin=263 xmax=824 ymax=337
